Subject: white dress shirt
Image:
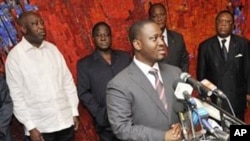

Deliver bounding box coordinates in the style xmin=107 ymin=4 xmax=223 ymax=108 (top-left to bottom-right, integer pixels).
xmin=5 ymin=37 xmax=79 ymax=135
xmin=217 ymin=36 xmax=231 ymax=52
xmin=133 ymin=56 xmax=163 ymax=88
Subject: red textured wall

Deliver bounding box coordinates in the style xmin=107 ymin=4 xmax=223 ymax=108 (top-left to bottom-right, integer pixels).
xmin=29 ymin=0 xmax=233 ymax=79
xmin=10 ymin=0 xmax=250 ymax=141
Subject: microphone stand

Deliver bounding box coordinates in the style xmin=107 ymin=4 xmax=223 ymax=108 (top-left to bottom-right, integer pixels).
xmin=216 ymin=97 xmax=227 ymax=131
xmin=204 ymin=98 xmax=245 ymax=126
xmin=185 ymin=103 xmax=200 ymax=141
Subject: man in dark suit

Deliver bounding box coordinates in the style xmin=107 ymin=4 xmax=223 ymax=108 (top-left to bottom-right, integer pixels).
xmin=77 ymin=22 xmax=131 ymax=141
xmin=106 ymin=19 xmax=184 ymax=141
xmin=197 ymin=10 xmax=250 ymax=121
xmin=0 ymin=75 xmax=13 ymax=141
xmin=148 ymin=3 xmax=189 ymax=72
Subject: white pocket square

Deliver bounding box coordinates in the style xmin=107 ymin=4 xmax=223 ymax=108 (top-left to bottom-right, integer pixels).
xmin=235 ymin=54 xmax=243 ymax=57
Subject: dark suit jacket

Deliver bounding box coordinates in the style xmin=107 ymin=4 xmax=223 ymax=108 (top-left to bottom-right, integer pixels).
xmin=197 ymin=34 xmax=250 ymax=115
xmin=77 ymin=49 xmax=131 ymax=132
xmin=106 ymin=62 xmax=183 ymax=141
xmin=0 ymin=75 xmax=13 ymax=141
xmin=161 ymin=29 xmax=189 ymax=72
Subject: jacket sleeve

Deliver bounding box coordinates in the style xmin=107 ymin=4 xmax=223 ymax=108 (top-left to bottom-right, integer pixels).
xmin=0 ymin=76 xmax=13 ymax=138
xmin=77 ymin=61 xmax=109 ymax=127
xmin=106 ymin=81 xmax=165 ymax=141
xmin=197 ymin=43 xmax=207 ymax=81
xmin=180 ymin=35 xmax=189 ymax=72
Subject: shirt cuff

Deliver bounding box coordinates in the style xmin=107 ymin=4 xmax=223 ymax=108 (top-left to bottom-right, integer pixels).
xmin=72 ymin=108 xmax=79 ymax=116
xmin=25 ymin=120 xmax=36 ymax=131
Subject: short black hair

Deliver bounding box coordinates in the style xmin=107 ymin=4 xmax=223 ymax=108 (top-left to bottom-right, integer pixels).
xmin=17 ymin=11 xmax=39 ymax=26
xmin=92 ymin=22 xmax=111 ymax=36
xmin=128 ymin=19 xmax=155 ymax=43
xmin=215 ymin=10 xmax=234 ymax=24
xmin=148 ymin=3 xmax=166 ymax=17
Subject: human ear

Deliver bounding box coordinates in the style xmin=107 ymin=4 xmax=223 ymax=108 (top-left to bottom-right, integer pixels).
xmin=132 ymin=39 xmax=142 ymax=51
xmin=20 ymin=26 xmax=27 ymax=34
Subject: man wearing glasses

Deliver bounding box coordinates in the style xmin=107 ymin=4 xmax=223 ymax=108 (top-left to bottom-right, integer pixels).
xmin=197 ymin=10 xmax=250 ymax=121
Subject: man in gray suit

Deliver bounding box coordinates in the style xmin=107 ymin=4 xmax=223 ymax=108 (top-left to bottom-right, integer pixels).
xmin=149 ymin=3 xmax=189 ymax=72
xmin=106 ymin=19 xmax=184 ymax=141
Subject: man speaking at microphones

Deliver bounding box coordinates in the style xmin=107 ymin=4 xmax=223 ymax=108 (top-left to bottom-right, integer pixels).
xmin=197 ymin=10 xmax=250 ymax=121
xmin=106 ymin=20 xmax=185 ymax=141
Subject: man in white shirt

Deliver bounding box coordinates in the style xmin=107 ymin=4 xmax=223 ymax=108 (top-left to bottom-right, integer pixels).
xmin=5 ymin=11 xmax=79 ymax=141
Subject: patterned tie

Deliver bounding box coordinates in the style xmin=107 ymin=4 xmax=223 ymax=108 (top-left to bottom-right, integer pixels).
xmin=221 ymin=39 xmax=228 ymax=61
xmin=149 ymin=68 xmax=168 ymax=110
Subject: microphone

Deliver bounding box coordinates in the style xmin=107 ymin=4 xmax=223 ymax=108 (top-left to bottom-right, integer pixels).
xmin=192 ymin=97 xmax=221 ymax=121
xmin=173 ymin=80 xmax=196 ymax=108
xmin=193 ymin=96 xmax=245 ymax=126
xmin=192 ymin=108 xmax=230 ymax=141
xmin=200 ymin=79 xmax=227 ymax=99
xmin=177 ymin=111 xmax=189 ymax=141
xmin=192 ymin=108 xmax=218 ymax=138
xmin=173 ymin=80 xmax=199 ymax=140
xmin=180 ymin=72 xmax=213 ymax=97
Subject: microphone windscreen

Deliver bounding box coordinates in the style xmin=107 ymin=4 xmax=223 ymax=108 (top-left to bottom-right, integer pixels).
xmin=172 ymin=79 xmax=183 ymax=90
xmin=180 ymin=72 xmax=190 ymax=82
xmin=174 ymin=82 xmax=193 ymax=100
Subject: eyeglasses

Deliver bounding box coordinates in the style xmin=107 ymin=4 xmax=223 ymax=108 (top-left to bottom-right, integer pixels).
xmin=216 ymin=19 xmax=233 ymax=24
xmin=94 ymin=33 xmax=110 ymax=38
xmin=151 ymin=13 xmax=166 ymax=19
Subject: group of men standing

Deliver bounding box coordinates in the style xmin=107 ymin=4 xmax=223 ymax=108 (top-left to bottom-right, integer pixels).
xmin=0 ymin=2 xmax=249 ymax=141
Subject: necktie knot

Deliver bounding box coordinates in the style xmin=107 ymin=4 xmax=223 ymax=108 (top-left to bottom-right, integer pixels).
xmin=149 ymin=68 xmax=158 ymax=78
xmin=222 ymin=39 xmax=227 ymax=44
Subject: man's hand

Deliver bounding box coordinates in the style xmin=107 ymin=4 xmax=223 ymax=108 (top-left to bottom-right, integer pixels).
xmin=165 ymin=123 xmax=182 ymax=141
xmin=247 ymin=95 xmax=250 ymax=107
xmin=29 ymin=128 xmax=44 ymax=141
xmin=73 ymin=116 xmax=80 ymax=130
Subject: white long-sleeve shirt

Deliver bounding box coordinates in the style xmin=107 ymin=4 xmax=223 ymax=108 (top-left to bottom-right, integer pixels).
xmin=5 ymin=37 xmax=79 ymax=135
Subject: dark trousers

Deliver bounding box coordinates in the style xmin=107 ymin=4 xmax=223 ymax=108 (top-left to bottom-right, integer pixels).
xmin=25 ymin=126 xmax=74 ymax=141
xmin=98 ymin=130 xmax=121 ymax=141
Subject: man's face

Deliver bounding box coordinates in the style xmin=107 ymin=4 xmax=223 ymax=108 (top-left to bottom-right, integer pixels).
xmin=23 ymin=13 xmax=46 ymax=46
xmin=216 ymin=12 xmax=234 ymax=38
xmin=136 ymin=22 xmax=166 ymax=66
xmin=149 ymin=5 xmax=166 ymax=29
xmin=93 ymin=25 xmax=111 ymax=51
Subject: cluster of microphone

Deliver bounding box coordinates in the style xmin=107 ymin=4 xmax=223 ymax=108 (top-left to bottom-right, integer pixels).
xmin=173 ymin=72 xmax=231 ymax=141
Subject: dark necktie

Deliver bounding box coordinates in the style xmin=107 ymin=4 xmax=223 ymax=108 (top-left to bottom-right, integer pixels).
xmin=149 ymin=68 xmax=168 ymax=110
xmin=221 ymin=39 xmax=228 ymax=61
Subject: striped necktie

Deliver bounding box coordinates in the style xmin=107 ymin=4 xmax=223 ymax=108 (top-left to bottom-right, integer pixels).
xmin=149 ymin=68 xmax=168 ymax=110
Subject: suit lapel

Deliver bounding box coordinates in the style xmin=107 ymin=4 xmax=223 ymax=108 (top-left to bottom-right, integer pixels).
xmin=167 ymin=30 xmax=175 ymax=49
xmin=128 ymin=62 xmax=169 ymax=118
xmin=228 ymin=35 xmax=238 ymax=61
xmin=212 ymin=37 xmax=225 ymax=63
xmin=213 ymin=36 xmax=236 ymax=79
xmin=209 ymin=37 xmax=231 ymax=76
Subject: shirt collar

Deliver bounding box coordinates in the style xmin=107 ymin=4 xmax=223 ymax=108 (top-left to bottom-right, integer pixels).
xmin=217 ymin=35 xmax=231 ymax=44
xmin=133 ymin=56 xmax=160 ymax=76
xmin=21 ymin=37 xmax=46 ymax=52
